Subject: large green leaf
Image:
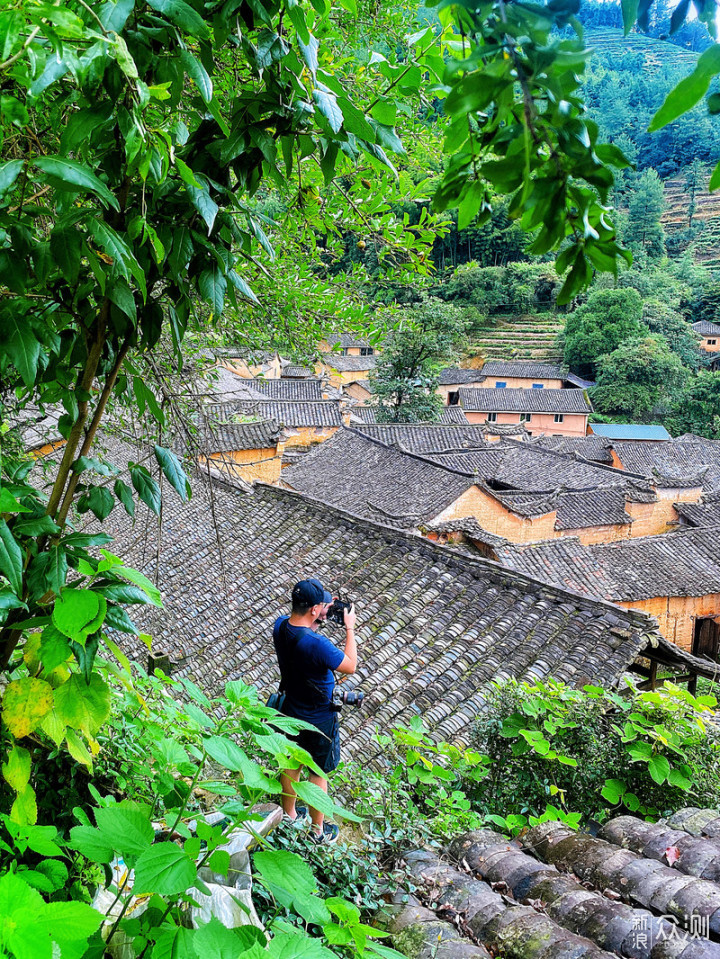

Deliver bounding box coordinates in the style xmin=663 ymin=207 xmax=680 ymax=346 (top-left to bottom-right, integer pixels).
xmin=254 ymin=849 xmax=317 ymax=898
xmin=53 ymin=673 xmax=111 ymax=736
xmin=194 ymin=919 xmax=265 ymax=959
xmin=132 ymin=841 xmax=198 ymax=895
xmin=313 ymin=88 xmax=343 ymax=133
xmin=154 ymin=445 xmax=190 ymax=500
xmin=146 ymin=0 xmax=210 ymax=38
xmin=113 ymin=563 xmax=162 ymax=606
xmin=292 ymin=780 xmax=361 ymax=822
xmin=77 ymin=486 xmax=115 ymax=521
xmin=33 ymin=156 xmax=120 ymax=211
xmin=0 ymin=11 xmax=23 ymax=61
xmin=648 ymin=754 xmax=671 ymax=785
xmin=87 ymin=218 xmax=147 ymax=299
xmin=3 ymin=316 xmax=41 ymax=389
xmin=52 ymin=587 xmax=105 ymax=640
xmin=179 ymin=50 xmax=213 ymax=102
xmin=0 ymin=158 xmax=23 ymax=196
xmin=130 ymin=465 xmax=161 ymax=515
xmin=68 ymin=824 xmax=113 ymax=864
xmin=198 ymin=266 xmax=227 ymax=317
xmin=94 ymin=801 xmax=155 ymax=863
xmin=0 ymin=520 xmax=23 ymax=594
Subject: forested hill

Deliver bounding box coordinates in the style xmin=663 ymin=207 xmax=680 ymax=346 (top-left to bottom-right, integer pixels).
xmin=579 ymin=26 xmax=720 ymax=265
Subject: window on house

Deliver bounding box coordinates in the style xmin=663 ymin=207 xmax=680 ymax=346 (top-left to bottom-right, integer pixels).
xmin=360 ymin=347 xmax=374 ymax=355
xmin=532 ymin=383 xmax=544 ymax=389
xmin=519 ymin=413 xmax=532 ymax=423
xmin=495 ymin=381 xmax=507 ymax=388
xmin=487 ymin=412 xmax=498 ymax=422
xmin=709 ymin=339 xmax=717 ymax=346
xmin=554 ymin=414 xmax=564 ymax=423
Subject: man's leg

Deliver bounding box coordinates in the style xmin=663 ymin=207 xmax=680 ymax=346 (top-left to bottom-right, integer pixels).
xmin=280 ymin=767 xmax=301 ymax=818
xmin=307 ymin=772 xmax=327 ymax=835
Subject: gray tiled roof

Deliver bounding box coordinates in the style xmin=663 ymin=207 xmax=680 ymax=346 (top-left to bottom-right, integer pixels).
xmin=217 ymin=400 xmax=343 ymax=428
xmin=425 ymin=442 xmax=637 ymax=492
xmin=88 ymin=441 xmax=671 ymax=750
xmin=354 ymin=423 xmax=490 ymax=455
xmin=497 ymin=486 xmax=633 ymax=530
xmin=459 ymin=387 xmax=592 ymax=414
xmin=281 ymin=365 xmax=314 ymax=378
xmin=496 ymin=525 xmax=720 ymax=602
xmin=692 ymin=320 xmax=720 ymax=337
xmin=281 ymin=428 xmax=475 ymax=525
xmin=480 ymin=361 xmax=567 ymax=380
xmin=195 ymin=412 xmax=281 ymax=453
xmin=614 ymin=438 xmax=720 ymax=491
xmin=438 ymin=367 xmax=487 ymax=385
xmin=349 ymin=406 xmax=469 ymax=425
xmin=251 ymin=378 xmax=324 ymax=401
xmin=319 ymin=353 xmax=377 ymax=372
xmin=674 ymin=492 xmax=720 ymax=527
xmin=532 ymin=434 xmax=615 ymax=465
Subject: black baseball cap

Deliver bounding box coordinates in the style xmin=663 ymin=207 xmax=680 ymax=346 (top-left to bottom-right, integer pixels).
xmin=292 ymin=579 xmax=331 ymax=607
xmin=308 ymin=578 xmax=333 ymax=604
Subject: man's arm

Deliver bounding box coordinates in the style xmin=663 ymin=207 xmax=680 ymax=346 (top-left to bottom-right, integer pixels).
xmin=335 ymin=604 xmax=357 ymax=675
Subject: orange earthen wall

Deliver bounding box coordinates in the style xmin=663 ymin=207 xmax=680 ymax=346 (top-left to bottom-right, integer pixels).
xmin=344 ymin=383 xmax=372 ymax=402
xmin=481 ymin=376 xmax=564 ymax=389
xmin=700 ymin=337 xmax=720 ymax=353
xmin=463 ymin=410 xmax=588 ymax=438
xmin=283 ymin=426 xmax=339 ymax=447
xmin=431 ymin=486 xmax=559 ymax=541
xmin=619 ymin=594 xmax=720 ymax=652
xmin=200 ymin=450 xmax=283 ymax=484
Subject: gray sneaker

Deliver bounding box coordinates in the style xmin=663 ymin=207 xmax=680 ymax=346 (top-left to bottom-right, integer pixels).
xmin=309 ymin=823 xmax=340 ymax=845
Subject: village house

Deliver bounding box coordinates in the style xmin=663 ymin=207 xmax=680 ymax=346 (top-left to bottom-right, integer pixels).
xmin=693 ymin=319 xmax=720 ymax=366
xmin=457 ymin=386 xmax=592 ymax=437
xmin=475 ymin=360 xmax=593 ymax=391
xmin=281 ymin=363 xmax=314 ymax=379
xmin=316 ymin=352 xmax=378 ymax=386
xmin=195 ymin=411 xmax=285 ymax=484
xmin=342 ymin=378 xmax=373 ymax=404
xmin=437 ymin=368 xmax=487 ymax=405
xmin=90 ymin=437 xmax=715 ymax=755
xmin=494 ymin=527 xmax=720 ymax=666
xmin=319 ymin=333 xmax=377 ymax=356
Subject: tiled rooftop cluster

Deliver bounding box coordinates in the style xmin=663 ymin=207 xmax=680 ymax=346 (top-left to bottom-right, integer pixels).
xmin=349 ymin=406 xmax=469 ymax=425
xmin=496 ymin=525 xmax=720 ymax=602
xmin=675 ymin=491 xmax=720 ymax=527
xmin=86 ymin=438 xmax=695 ymax=754
xmin=281 ymin=427 xmax=657 ymax=533
xmin=319 ymin=354 xmax=377 ymax=372
xmin=531 ymin=434 xmax=615 ymax=464
xmin=216 ymin=399 xmax=343 ymax=428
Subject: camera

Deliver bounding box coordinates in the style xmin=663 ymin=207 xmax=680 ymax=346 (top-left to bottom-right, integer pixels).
xmin=331 ymin=688 xmax=364 ymax=712
xmin=326 ymin=597 xmax=353 ymax=625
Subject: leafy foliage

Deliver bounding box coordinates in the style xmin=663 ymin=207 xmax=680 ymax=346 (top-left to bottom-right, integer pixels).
xmin=591 ymin=334 xmax=688 ymax=419
xmin=369 ymin=300 xmax=468 ymax=421
xmin=563 ymin=287 xmax=646 ymax=378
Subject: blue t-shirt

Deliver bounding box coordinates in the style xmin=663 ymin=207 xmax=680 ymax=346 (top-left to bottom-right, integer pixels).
xmin=273 ymin=616 xmax=345 ymax=722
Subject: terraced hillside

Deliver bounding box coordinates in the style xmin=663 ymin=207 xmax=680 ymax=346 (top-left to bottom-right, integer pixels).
xmin=585 ymin=26 xmax=698 ymax=70
xmin=663 ymin=168 xmax=720 ymax=268
xmin=470 ymin=312 xmax=565 ymax=363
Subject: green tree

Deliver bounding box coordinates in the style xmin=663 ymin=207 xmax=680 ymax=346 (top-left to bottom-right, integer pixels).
xmin=563 ymin=288 xmax=646 ymax=378
xmin=625 ymin=169 xmax=666 ymax=259
xmin=668 ymin=371 xmax=720 ymax=439
xmin=591 ymin=335 xmax=688 ymax=420
xmin=369 ymin=300 xmax=468 ymax=421
xmin=642 ymin=299 xmax=704 ymax=370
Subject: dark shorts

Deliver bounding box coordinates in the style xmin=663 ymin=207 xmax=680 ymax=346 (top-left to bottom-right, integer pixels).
xmin=287 ymin=711 xmax=341 ymax=775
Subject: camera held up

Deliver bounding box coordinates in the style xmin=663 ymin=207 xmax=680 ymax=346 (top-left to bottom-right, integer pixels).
xmin=326 ymin=597 xmax=353 ymax=625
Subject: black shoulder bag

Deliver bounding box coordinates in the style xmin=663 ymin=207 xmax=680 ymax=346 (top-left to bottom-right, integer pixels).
xmin=267 ymin=619 xmax=289 ymax=712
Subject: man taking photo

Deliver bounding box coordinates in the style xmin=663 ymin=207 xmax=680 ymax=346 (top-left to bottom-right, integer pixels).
xmin=273 ymin=578 xmax=357 ymax=844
